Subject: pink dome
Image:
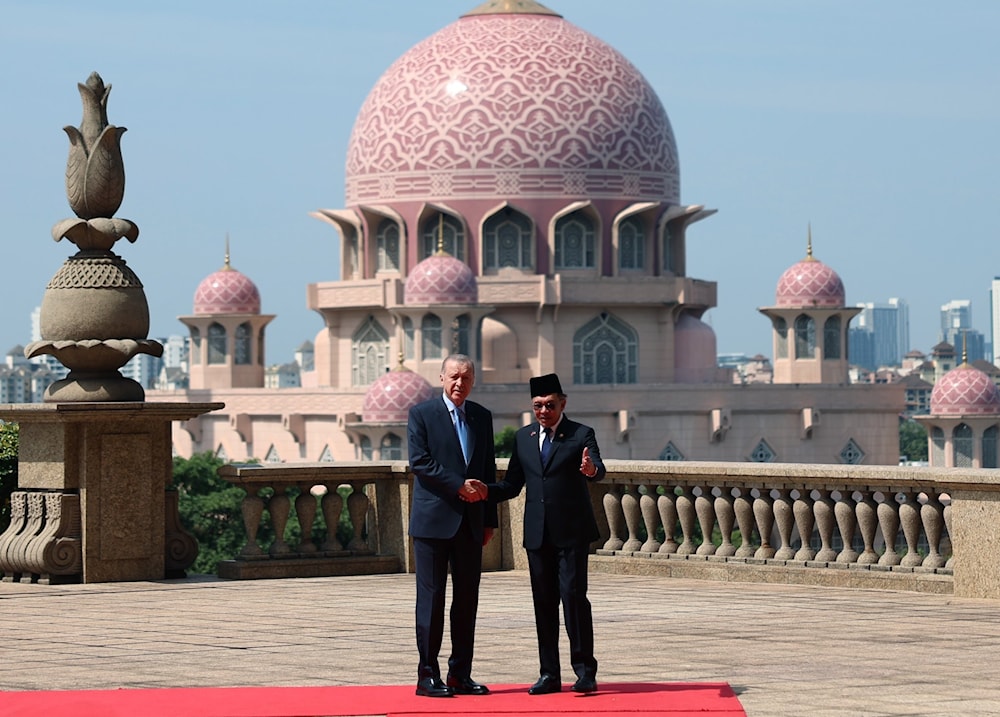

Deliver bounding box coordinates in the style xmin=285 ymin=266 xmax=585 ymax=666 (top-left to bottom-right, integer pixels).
xmin=930 ymin=364 xmax=1000 ymax=416
xmin=362 ymin=365 xmax=436 ymax=423
xmin=193 ymin=265 xmax=261 ymax=315
xmin=674 ymin=313 xmax=718 ymax=383
xmin=775 ymin=258 xmax=845 ymax=308
xmin=404 ymin=253 xmax=477 ymax=304
xmin=345 ymin=4 xmax=679 ymax=210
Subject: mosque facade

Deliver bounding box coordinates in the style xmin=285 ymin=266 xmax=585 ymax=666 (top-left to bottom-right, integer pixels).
xmin=149 ymin=0 xmax=904 ymax=465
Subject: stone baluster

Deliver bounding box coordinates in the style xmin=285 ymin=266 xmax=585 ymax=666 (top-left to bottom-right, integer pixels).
xmin=347 ymin=482 xmax=372 ymax=553
xmin=920 ymin=492 xmax=947 ymax=569
xmin=943 ymin=498 xmax=953 ymax=569
xmin=639 ymin=485 xmax=662 ymax=553
xmin=733 ymin=488 xmax=757 ymax=558
xmin=792 ymin=489 xmax=816 ymax=561
xmin=0 ymin=492 xmax=29 ymax=577
xmin=268 ymin=486 xmax=292 ymax=557
xmin=675 ymin=485 xmax=698 ymax=555
xmin=321 ymin=484 xmax=345 ymax=553
xmin=295 ymin=484 xmax=319 ymax=554
xmin=602 ymin=484 xmax=625 ymax=551
xmin=834 ymin=491 xmax=859 ymax=563
xmin=239 ymin=487 xmax=266 ymax=558
xmin=621 ymin=486 xmax=643 ymax=553
xmin=772 ymin=488 xmax=795 ymax=560
xmin=813 ymin=489 xmax=838 ymax=562
xmin=753 ymin=490 xmax=775 ymax=559
xmin=164 ymin=490 xmax=198 ymax=577
xmin=11 ymin=492 xmax=47 ymax=577
xmin=898 ymin=491 xmax=924 ymax=567
xmin=695 ymin=486 xmax=718 ymax=556
xmin=38 ymin=492 xmax=82 ymax=581
xmin=657 ymin=487 xmax=679 ymax=554
xmin=715 ymin=487 xmax=737 ymax=557
xmin=877 ymin=491 xmax=902 ymax=567
xmin=855 ymin=490 xmax=879 ymax=565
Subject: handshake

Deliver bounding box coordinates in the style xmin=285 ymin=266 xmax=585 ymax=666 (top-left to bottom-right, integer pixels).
xmin=458 ymin=478 xmax=489 ymax=503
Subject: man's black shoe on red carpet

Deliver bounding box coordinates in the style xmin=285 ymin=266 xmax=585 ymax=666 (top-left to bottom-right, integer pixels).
xmin=415 ymin=677 xmax=454 ymax=697
xmin=446 ymin=675 xmax=490 ymax=695
xmin=528 ymin=674 xmax=561 ymax=695
xmin=572 ymin=676 xmax=598 ymax=693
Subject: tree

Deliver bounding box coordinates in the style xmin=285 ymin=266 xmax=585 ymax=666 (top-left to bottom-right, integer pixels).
xmin=494 ymin=425 xmax=517 ymax=458
xmin=899 ymin=419 xmax=928 ymax=463
xmin=0 ymin=422 xmax=17 ymax=533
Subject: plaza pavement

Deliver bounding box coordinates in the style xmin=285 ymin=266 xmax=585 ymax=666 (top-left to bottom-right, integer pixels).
xmin=2 ymin=571 xmax=999 ymax=716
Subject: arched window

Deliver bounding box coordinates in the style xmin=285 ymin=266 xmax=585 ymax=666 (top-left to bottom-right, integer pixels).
xmin=422 ymin=213 xmax=464 ymax=261
xmin=823 ymin=316 xmax=841 ymax=359
xmin=235 ymin=322 xmax=252 ymax=365
xmin=931 ymin=426 xmax=945 ymax=465
xmin=483 ymin=207 xmax=532 ymax=270
xmin=422 ymin=314 xmax=443 ymax=361
xmin=381 ymin=433 xmax=403 ymax=460
xmin=352 ymin=316 xmax=389 ymax=386
xmin=983 ymin=425 xmax=999 ymax=469
xmin=774 ymin=317 xmax=788 ymax=359
xmin=659 ymin=442 xmax=684 ymax=461
xmin=618 ymin=216 xmax=645 ymax=270
xmin=555 ymin=212 xmax=596 ymax=269
xmin=359 ymin=436 xmax=372 ymax=461
xmin=451 ymin=314 xmax=471 ymax=355
xmin=376 ymin=220 xmax=400 ymax=272
xmin=794 ymin=315 xmax=816 ymax=360
xmin=257 ymin=328 xmax=265 ymax=365
xmin=573 ymin=312 xmax=638 ymax=384
xmin=661 ymin=223 xmax=673 ymax=273
xmin=954 ymin=423 xmax=974 ymax=467
xmin=345 ymin=227 xmax=359 ymax=279
xmin=207 ymin=323 xmax=226 ymax=365
xmin=402 ymin=317 xmax=415 ymax=360
xmin=190 ymin=327 xmax=201 ymax=365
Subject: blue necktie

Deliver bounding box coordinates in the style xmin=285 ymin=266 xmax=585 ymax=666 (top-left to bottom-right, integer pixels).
xmin=540 ymin=427 xmax=552 ymax=464
xmin=456 ymin=407 xmax=470 ymax=464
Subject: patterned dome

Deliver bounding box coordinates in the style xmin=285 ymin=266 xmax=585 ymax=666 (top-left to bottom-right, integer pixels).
xmin=345 ymin=1 xmax=679 ymax=208
xmin=930 ymin=364 xmax=1000 ymax=416
xmin=193 ymin=263 xmax=261 ymax=315
xmin=363 ymin=364 xmax=436 ymax=423
xmin=404 ymin=252 xmax=477 ymax=304
xmin=775 ymin=256 xmax=845 ymax=308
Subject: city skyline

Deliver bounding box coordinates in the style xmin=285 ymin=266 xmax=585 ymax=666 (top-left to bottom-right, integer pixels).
xmin=2 ymin=1 xmax=997 ymax=365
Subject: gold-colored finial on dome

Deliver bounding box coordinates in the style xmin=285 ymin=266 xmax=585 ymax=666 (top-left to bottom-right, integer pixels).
xmin=223 ymin=233 xmax=233 ymax=271
xmin=803 ymin=223 xmax=817 ymax=262
xmin=435 ymin=213 xmax=452 ymax=256
xmin=393 ymin=351 xmax=407 ymax=371
xmin=462 ymin=0 xmax=562 ymax=18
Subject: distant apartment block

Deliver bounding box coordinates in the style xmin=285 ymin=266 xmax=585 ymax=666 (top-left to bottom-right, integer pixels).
xmin=849 ymin=298 xmax=909 ymax=370
xmin=940 ymin=299 xmax=985 ymax=362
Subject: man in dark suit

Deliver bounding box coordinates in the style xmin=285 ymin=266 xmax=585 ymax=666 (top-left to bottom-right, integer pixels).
xmin=407 ymin=354 xmax=496 ymax=698
xmin=488 ymin=373 xmax=605 ymax=695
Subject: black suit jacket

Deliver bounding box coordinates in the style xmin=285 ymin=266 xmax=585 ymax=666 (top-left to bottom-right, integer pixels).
xmin=407 ymin=396 xmax=497 ymax=542
xmin=491 ymin=416 xmax=605 ymax=549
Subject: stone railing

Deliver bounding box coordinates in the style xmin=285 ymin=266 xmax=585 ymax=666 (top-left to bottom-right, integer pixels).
xmin=215 ymin=459 xmax=1000 ymax=599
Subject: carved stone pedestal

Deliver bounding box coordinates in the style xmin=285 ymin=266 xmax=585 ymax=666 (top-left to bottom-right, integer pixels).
xmin=0 ymin=402 xmax=221 ymax=583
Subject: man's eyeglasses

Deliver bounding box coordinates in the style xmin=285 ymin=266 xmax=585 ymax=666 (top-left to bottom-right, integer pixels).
xmin=532 ymin=402 xmax=559 ymax=411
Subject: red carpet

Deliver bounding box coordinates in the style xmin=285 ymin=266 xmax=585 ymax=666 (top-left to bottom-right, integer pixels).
xmin=2 ymin=682 xmax=745 ymax=717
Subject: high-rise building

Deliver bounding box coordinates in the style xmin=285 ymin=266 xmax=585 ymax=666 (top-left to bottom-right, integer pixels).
xmin=850 ymin=298 xmax=909 ymax=369
xmin=941 ymin=299 xmax=985 ymax=362
xmin=990 ymin=277 xmax=1000 ymax=365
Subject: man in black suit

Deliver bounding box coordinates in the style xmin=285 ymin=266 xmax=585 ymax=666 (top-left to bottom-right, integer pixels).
xmin=407 ymin=354 xmax=496 ymax=698
xmin=488 ymin=373 xmax=605 ymax=695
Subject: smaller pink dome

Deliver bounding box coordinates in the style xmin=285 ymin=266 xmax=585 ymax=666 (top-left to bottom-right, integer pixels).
xmin=194 ymin=265 xmax=261 ymax=315
xmin=930 ymin=364 xmax=1000 ymax=416
xmin=404 ymin=253 xmax=477 ymax=305
xmin=674 ymin=313 xmax=717 ymax=383
xmin=362 ymin=365 xmax=436 ymax=423
xmin=775 ymin=257 xmax=845 ymax=307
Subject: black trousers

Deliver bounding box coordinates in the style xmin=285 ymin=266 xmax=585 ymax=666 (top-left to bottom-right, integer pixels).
xmin=526 ymin=540 xmax=598 ymax=681
xmin=413 ymin=518 xmax=482 ymax=681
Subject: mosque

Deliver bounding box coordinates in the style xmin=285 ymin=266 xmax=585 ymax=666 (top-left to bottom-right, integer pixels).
xmin=149 ymin=0 xmax=905 ymax=465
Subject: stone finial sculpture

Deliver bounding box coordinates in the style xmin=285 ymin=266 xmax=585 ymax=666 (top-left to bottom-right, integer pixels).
xmin=25 ymin=72 xmax=162 ymax=401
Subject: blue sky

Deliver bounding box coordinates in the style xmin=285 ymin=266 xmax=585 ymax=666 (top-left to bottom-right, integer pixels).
xmin=2 ymin=0 xmax=997 ymax=364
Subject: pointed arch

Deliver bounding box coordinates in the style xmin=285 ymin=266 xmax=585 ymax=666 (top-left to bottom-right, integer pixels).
xmin=573 ymin=312 xmax=638 ymax=384
xmin=352 ymin=316 xmax=389 ymax=386
xmin=482 ymin=205 xmax=533 ymax=271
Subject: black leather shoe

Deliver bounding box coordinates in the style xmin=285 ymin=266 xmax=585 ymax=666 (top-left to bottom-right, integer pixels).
xmin=572 ymin=676 xmax=598 ymax=693
xmin=446 ymin=675 xmax=490 ymax=695
xmin=528 ymin=674 xmax=561 ymax=695
xmin=415 ymin=677 xmax=454 ymax=697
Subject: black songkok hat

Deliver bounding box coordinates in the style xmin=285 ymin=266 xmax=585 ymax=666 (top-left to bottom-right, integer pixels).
xmin=529 ymin=373 xmax=563 ymax=397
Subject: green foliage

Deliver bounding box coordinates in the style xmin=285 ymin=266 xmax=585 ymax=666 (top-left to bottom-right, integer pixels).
xmin=899 ymin=419 xmax=928 ymax=462
xmin=494 ymin=425 xmax=517 ymax=458
xmin=0 ymin=422 xmax=17 ymax=533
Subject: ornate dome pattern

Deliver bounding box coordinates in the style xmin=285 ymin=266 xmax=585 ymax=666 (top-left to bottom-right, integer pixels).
xmin=775 ymin=259 xmax=845 ymax=308
xmin=345 ymin=12 xmax=679 ymax=206
xmin=404 ymin=253 xmax=478 ymax=304
xmin=362 ymin=366 xmax=436 ymax=423
xmin=930 ymin=364 xmax=1000 ymax=416
xmin=194 ymin=267 xmax=261 ymax=315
